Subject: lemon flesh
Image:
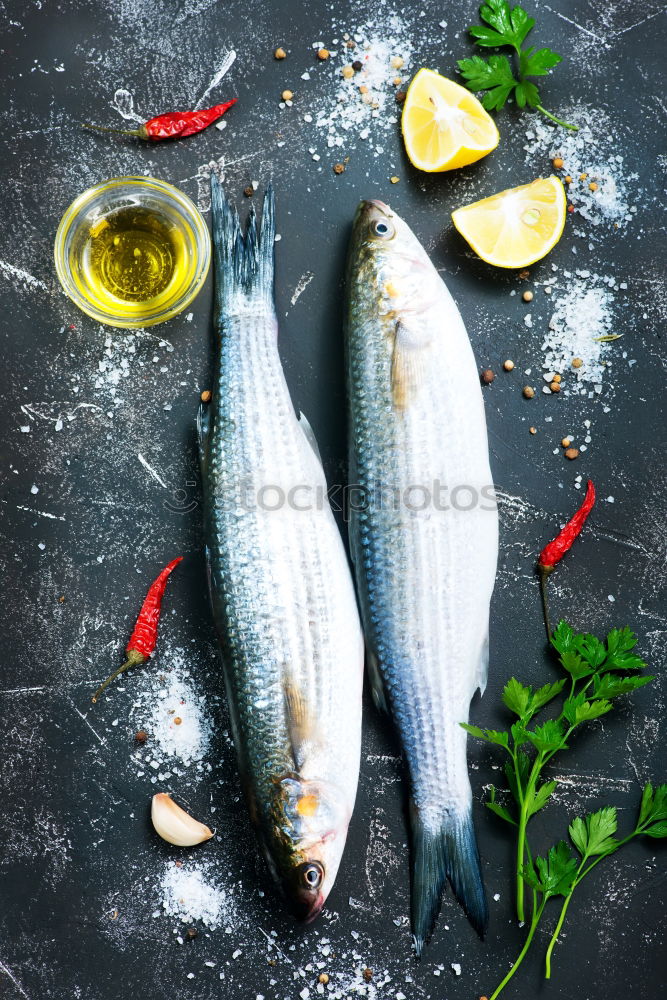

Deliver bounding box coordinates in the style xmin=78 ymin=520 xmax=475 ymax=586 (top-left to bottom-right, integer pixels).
xmin=451 ymin=176 xmax=567 ymax=268
xmin=402 ymin=68 xmax=499 ymax=172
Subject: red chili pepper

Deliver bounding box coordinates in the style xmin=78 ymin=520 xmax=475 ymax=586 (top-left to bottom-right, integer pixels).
xmin=92 ymin=556 xmax=182 ymax=703
xmin=83 ymin=100 xmax=237 ymax=141
xmin=536 ymin=480 xmax=596 ymax=639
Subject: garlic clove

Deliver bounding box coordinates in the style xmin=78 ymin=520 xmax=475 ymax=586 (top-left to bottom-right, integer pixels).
xmin=151 ymin=792 xmax=214 ymax=847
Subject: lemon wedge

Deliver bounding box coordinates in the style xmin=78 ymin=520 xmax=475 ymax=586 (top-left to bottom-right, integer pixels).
xmin=451 ymin=176 xmax=567 ymax=268
xmin=402 ymin=68 xmax=499 ymax=172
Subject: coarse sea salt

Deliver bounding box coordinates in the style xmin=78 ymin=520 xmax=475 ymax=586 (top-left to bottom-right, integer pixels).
xmin=160 ymin=861 xmax=231 ymax=929
xmin=541 ymin=274 xmax=619 ymax=392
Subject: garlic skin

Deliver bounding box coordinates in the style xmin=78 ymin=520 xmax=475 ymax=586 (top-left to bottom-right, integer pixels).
xmin=151 ymin=793 xmax=214 ymax=847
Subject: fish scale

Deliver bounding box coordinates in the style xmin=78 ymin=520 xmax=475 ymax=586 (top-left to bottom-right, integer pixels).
xmin=346 ymin=199 xmax=498 ymax=953
xmin=202 ymin=181 xmax=364 ymax=920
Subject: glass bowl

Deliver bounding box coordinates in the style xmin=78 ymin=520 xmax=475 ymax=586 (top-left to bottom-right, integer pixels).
xmin=54 ymin=176 xmax=210 ymax=328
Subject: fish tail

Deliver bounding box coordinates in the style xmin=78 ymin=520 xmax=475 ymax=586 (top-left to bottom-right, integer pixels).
xmin=410 ymin=801 xmax=488 ymax=956
xmin=210 ymin=175 xmax=275 ymax=319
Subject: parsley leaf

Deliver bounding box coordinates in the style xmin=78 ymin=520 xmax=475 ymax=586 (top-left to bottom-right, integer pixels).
xmin=457 ymin=1 xmax=577 ymax=130
xmin=637 ymin=782 xmax=667 ymax=835
xmin=569 ymin=806 xmax=618 ymax=858
xmin=524 ymin=841 xmax=578 ymax=899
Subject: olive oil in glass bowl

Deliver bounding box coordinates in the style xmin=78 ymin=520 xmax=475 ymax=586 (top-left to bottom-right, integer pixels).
xmin=54 ymin=177 xmax=210 ymax=328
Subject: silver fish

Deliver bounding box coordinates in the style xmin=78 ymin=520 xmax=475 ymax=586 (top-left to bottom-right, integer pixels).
xmin=200 ymin=179 xmax=364 ymax=920
xmin=345 ymin=199 xmax=498 ymax=952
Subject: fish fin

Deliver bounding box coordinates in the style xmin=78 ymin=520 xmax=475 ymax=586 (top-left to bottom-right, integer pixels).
xmin=210 ymin=176 xmax=275 ymax=319
xmin=410 ymin=802 xmax=488 ymax=956
xmin=476 ymin=633 xmax=489 ymax=696
xmin=298 ymin=411 xmax=324 ymax=467
xmin=366 ymin=647 xmax=390 ymax=716
xmin=196 ymin=401 xmax=210 ymax=470
xmin=283 ymin=677 xmax=314 ymax=769
xmin=391 ymin=320 xmax=427 ymax=410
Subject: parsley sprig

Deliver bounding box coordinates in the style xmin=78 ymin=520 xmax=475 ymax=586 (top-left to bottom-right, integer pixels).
xmin=457 ymin=0 xmax=578 ymax=130
xmin=463 ymin=621 xmax=666 ymax=998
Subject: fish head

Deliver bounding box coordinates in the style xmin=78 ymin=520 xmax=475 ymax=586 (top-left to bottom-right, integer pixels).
xmin=348 ymin=199 xmax=439 ymax=321
xmin=265 ymin=775 xmax=350 ymax=922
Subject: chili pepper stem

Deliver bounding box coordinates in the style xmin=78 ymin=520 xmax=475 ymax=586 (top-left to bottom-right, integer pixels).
xmin=92 ymin=648 xmax=147 ymax=703
xmin=81 ymin=123 xmax=147 ymax=138
xmin=538 ymin=565 xmax=553 ymax=641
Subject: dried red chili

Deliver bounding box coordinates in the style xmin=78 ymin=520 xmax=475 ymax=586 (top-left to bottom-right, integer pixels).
xmin=537 ymin=480 xmax=596 ymax=638
xmin=92 ymin=556 xmax=183 ymax=703
xmin=83 ymin=100 xmax=237 ymax=141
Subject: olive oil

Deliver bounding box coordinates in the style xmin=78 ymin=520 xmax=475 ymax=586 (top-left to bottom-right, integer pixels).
xmin=83 ymin=207 xmax=179 ymax=303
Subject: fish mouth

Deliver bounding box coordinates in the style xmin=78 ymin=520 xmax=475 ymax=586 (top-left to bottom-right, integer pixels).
xmin=282 ymin=859 xmax=326 ymax=923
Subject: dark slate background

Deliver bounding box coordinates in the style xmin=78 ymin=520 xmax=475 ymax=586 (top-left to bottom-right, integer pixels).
xmin=1 ymin=1 xmax=665 ymax=998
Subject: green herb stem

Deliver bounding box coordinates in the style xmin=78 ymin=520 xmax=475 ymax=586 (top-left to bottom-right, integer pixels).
xmin=489 ymin=901 xmax=546 ymax=1000
xmin=535 ymin=105 xmax=579 ymax=131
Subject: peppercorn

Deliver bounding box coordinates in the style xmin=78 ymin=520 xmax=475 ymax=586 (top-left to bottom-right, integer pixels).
xmin=318 ymin=974 xmax=329 ymax=985
xmin=363 ymin=969 xmax=373 ymax=982
xmin=58 ymin=595 xmax=66 ymax=603
xmin=346 ymin=39 xmax=355 ymax=48
xmin=589 ymin=181 xmax=598 ymax=191
xmin=552 ymin=156 xmax=564 ymax=169
xmin=395 ymin=90 xmax=406 ymax=103
xmin=579 ymin=173 xmax=588 ymax=181
xmin=317 ymin=48 xmax=330 ymax=61
xmin=341 ymin=65 xmax=355 ymax=79
xmin=391 ymin=56 xmax=404 ymax=69
xmin=392 ymin=76 xmax=402 ymax=86
xmin=351 ymin=60 xmax=363 ymax=71
xmin=523 ymin=386 xmax=535 ymax=399
xmin=135 ymin=730 xmax=147 ymax=744
xmin=481 ymin=368 xmax=495 ymax=384
xmin=522 ymin=290 xmax=534 ymax=302
xmin=565 ymin=447 xmax=579 ymax=460
xmin=529 ymin=426 xmax=537 ymax=435
xmin=503 ymin=359 xmax=515 ymax=371
xmin=564 ymin=175 xmax=572 ymax=183
xmin=561 ymin=437 xmax=572 ymax=447
xmin=243 ymin=185 xmax=254 ymax=198
xmin=549 ymin=381 xmax=561 ymax=393
xmin=173 ymin=716 xmax=182 ymax=725
xmin=390 ymin=176 xmax=400 ymax=184
xmin=518 ymin=269 xmax=530 ymax=280
xmin=567 ymin=204 xmax=575 ymax=213
xmin=571 ymin=357 xmax=583 ymax=368
xmin=333 ymin=163 xmax=345 ymax=174
xmin=358 ymin=84 xmax=368 ymax=94
xmin=274 ymin=47 xmax=286 ymax=60
xmin=185 ymin=927 xmax=198 ymax=940
xmin=281 ymin=89 xmax=293 ymax=101
xmin=200 ymin=389 xmax=212 ymax=402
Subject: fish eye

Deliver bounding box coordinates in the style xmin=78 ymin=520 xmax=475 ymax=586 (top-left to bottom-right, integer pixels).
xmin=372 ymin=219 xmax=395 ymax=240
xmin=300 ymin=861 xmax=324 ymax=890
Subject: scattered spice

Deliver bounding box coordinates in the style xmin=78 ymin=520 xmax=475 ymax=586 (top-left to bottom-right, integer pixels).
xmin=503 ymin=359 xmax=515 ymax=371
xmin=571 ymin=357 xmax=583 ymax=368
xmin=552 ymin=374 xmax=561 ymax=383
xmin=200 ymin=389 xmax=212 ymax=402
xmin=552 ymin=156 xmax=564 ymax=168
xmin=589 ymin=181 xmax=598 ymax=191
xmin=58 ymin=595 xmax=66 ymax=603
xmin=579 ymin=173 xmax=588 ymax=180
xmin=185 ymin=927 xmax=198 ymax=940
xmin=518 ymin=269 xmax=530 ymax=279
xmin=392 ymin=76 xmax=402 ymax=86
xmin=173 ymin=716 xmax=182 ymax=725
xmin=391 ymin=56 xmax=404 ymax=69
xmin=522 ymin=290 xmax=534 ymax=302
xmin=317 ymin=48 xmax=330 ymax=61
xmin=395 ymin=90 xmax=406 ymax=103
xmin=83 ymin=101 xmax=236 ymax=141
xmin=561 ymin=437 xmax=572 ymax=447
xmin=243 ymin=186 xmax=254 ymax=198
xmin=481 ymin=368 xmax=495 ymax=384
xmin=549 ymin=381 xmax=561 ymax=393
xmin=567 ymin=204 xmax=575 ymax=213
xmin=523 ymin=386 xmax=535 ymax=398
xmin=564 ymin=174 xmax=572 ymax=183
xmin=91 ymin=556 xmax=183 ymax=703
xmin=274 ymin=47 xmax=286 ymax=60
xmin=341 ymin=65 xmax=355 ymax=79
xmin=135 ymin=729 xmax=148 ymax=744
xmin=358 ymin=84 xmax=369 ymax=94
xmin=536 ymin=479 xmax=595 ymax=636
xmin=333 ymin=162 xmax=345 ymax=174
xmin=281 ymin=89 xmax=293 ymax=101
xmin=363 ymin=969 xmax=373 ymax=982
xmin=390 ymin=175 xmax=400 ymax=184
xmin=351 ymin=60 xmax=363 ymax=72
xmin=564 ymin=447 xmax=580 ymax=460
xmin=529 ymin=426 xmax=537 ymax=434
xmin=318 ymin=974 xmax=329 ymax=985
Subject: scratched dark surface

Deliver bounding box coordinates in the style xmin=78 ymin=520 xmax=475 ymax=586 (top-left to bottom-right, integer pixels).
xmin=1 ymin=1 xmax=666 ymax=998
